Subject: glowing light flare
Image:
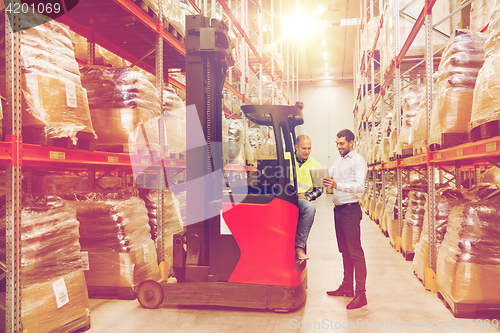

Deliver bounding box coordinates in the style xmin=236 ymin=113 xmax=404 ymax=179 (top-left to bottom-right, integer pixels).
xmin=283 ymin=12 xmax=320 ymax=40
xmin=322 ymin=39 xmax=326 ymax=47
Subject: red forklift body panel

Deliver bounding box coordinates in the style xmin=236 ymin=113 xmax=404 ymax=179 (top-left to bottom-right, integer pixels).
xmin=223 ymin=198 xmax=306 ymax=286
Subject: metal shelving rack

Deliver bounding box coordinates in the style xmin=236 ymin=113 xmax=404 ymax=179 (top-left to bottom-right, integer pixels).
xmin=3 ymin=0 xmax=299 ymax=330
xmin=357 ymin=0 xmax=498 ymax=295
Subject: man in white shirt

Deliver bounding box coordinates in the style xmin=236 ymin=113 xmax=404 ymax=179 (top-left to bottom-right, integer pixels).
xmin=323 ymin=129 xmax=368 ymax=310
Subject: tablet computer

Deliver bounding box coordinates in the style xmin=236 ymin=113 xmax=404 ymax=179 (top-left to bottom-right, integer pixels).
xmin=309 ymin=168 xmax=329 ymax=187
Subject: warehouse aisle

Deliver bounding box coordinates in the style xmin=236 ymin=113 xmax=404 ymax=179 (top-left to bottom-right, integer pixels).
xmin=86 ymin=194 xmax=496 ymax=333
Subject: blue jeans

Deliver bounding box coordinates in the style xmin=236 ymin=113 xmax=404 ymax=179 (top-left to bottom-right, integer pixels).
xmin=295 ymin=198 xmax=316 ymax=249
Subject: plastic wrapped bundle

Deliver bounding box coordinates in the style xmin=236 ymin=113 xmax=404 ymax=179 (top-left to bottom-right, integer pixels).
xmin=0 ymin=10 xmax=80 ymax=84
xmin=470 ymin=3 xmax=500 ymax=130
xmin=140 ymin=189 xmax=184 ymax=274
xmin=0 ymin=11 xmax=97 ymax=145
xmin=401 ymin=189 xmax=426 ymax=255
xmin=63 ymin=189 xmax=160 ymax=292
xmin=429 ymin=30 xmax=486 ymax=145
xmin=227 ymin=119 xmax=245 ymax=164
xmin=81 ymin=66 xmax=161 ymax=153
xmin=437 ymin=195 xmax=500 ymax=304
xmin=0 ymin=195 xmax=90 ymax=333
xmin=248 ymin=127 xmax=262 ymax=162
xmin=470 ymin=0 xmax=494 ymax=32
xmin=413 ymin=188 xmax=470 ymax=281
xmin=397 ymin=84 xmax=425 ymax=151
xmin=163 ymin=88 xmax=186 ymax=157
xmin=64 ymin=189 xmax=151 ymax=253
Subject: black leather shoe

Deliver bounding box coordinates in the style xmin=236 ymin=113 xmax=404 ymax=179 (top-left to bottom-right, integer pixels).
xmin=346 ymin=293 xmax=367 ymax=309
xmin=326 ymin=285 xmax=354 ymax=297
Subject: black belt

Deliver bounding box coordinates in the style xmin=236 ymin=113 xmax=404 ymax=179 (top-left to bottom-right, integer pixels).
xmin=335 ymin=202 xmax=359 ymax=209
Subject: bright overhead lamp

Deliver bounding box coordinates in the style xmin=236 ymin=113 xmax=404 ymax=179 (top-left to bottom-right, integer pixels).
xmin=323 ymin=52 xmax=327 ymax=59
xmin=325 ymin=72 xmax=329 ymax=77
xmin=324 ymin=63 xmax=328 ymax=69
xmin=322 ymin=39 xmax=326 ymax=47
xmin=318 ymin=4 xmax=323 ymax=15
xmin=283 ymin=12 xmax=319 ymax=40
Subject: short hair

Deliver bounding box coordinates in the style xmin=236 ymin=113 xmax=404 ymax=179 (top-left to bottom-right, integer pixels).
xmin=337 ymin=129 xmax=355 ymax=143
xmin=296 ymin=134 xmax=311 ymax=145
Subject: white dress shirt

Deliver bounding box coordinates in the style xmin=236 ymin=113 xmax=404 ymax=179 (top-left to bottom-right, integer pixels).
xmin=328 ymin=149 xmax=367 ymax=206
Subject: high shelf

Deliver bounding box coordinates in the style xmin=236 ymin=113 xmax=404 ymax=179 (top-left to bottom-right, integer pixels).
xmin=2 ymin=0 xmax=299 ymax=330
xmin=356 ymin=0 xmax=500 ymax=317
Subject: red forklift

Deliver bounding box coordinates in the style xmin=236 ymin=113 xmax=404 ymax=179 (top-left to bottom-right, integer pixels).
xmin=136 ymin=15 xmax=307 ymax=312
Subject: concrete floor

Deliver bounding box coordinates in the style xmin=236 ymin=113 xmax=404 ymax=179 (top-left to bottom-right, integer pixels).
xmin=86 ymin=194 xmax=500 ymax=333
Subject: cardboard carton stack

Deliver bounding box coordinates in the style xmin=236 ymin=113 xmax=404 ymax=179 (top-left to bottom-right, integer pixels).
xmin=81 ymin=66 xmax=161 ymax=153
xmin=64 ymin=189 xmax=161 ymax=298
xmin=0 ymin=195 xmax=90 ymax=333
xmin=0 ymin=10 xmax=96 ymax=146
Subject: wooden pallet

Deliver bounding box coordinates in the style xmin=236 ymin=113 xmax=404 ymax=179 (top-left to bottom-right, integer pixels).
xmin=429 ymin=132 xmax=468 ymax=151
xmin=87 ymin=286 xmax=136 ymax=300
xmin=437 ymin=291 xmax=500 ymax=319
xmin=402 ymin=250 xmax=415 ymax=262
xmin=469 ymin=120 xmax=500 ymax=142
xmin=22 ymin=126 xmax=96 ymax=151
xmin=96 ymin=144 xmax=135 ymax=154
xmin=67 ymin=315 xmax=91 ymax=333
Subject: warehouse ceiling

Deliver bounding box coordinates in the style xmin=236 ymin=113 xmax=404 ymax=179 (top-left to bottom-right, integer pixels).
xmin=279 ymin=0 xmax=363 ymax=83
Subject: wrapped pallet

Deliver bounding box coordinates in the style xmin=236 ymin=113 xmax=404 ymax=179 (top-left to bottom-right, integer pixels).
xmin=81 ymin=66 xmax=161 ymax=153
xmin=140 ymin=188 xmax=184 ymax=276
xmin=437 ymin=195 xmax=500 ymax=308
xmin=429 ymin=30 xmax=486 ymax=145
xmin=413 ymin=188 xmax=470 ymax=282
xmin=470 ymin=3 xmax=500 ymax=131
xmin=0 ymin=195 xmax=90 ymax=333
xmin=63 ymin=189 xmax=161 ymax=298
xmin=470 ymin=0 xmax=494 ymax=32
xmin=401 ymin=188 xmax=426 ymax=256
xmin=0 ymin=10 xmax=96 ymax=146
xmin=397 ymin=84 xmax=424 ymax=153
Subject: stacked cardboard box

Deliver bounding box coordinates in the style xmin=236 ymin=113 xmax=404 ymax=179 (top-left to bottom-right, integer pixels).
xmin=0 ymin=195 xmax=90 ymax=333
xmin=0 ymin=10 xmax=96 ymax=146
xmin=64 ymin=190 xmax=161 ymax=298
xmin=81 ymin=66 xmax=161 ymax=153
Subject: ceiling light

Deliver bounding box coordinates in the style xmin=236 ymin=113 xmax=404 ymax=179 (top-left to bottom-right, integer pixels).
xmin=322 ymin=39 xmax=326 ymax=47
xmin=323 ymin=52 xmax=327 ymax=59
xmin=283 ymin=12 xmax=320 ymax=40
xmin=318 ymin=4 xmax=323 ymax=15
xmin=325 ymin=72 xmax=329 ymax=77
xmin=324 ymin=63 xmax=328 ymax=69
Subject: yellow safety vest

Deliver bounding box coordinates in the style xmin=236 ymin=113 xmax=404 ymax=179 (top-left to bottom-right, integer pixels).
xmin=292 ymin=155 xmax=322 ymax=194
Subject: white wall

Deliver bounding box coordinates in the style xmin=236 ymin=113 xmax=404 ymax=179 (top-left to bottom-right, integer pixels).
xmin=297 ymin=81 xmax=355 ymax=169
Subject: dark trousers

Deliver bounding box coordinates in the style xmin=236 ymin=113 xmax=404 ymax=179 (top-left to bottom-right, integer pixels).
xmin=334 ymin=202 xmax=367 ymax=294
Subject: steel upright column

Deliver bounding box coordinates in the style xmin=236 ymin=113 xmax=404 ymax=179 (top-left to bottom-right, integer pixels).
xmin=395 ymin=0 xmax=403 ymax=251
xmin=156 ymin=0 xmax=165 ymax=267
xmin=5 ymin=4 xmax=22 ymax=332
xmin=425 ymin=0 xmax=437 ymax=290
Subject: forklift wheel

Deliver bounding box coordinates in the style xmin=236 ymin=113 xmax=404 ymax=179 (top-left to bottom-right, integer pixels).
xmin=137 ymin=280 xmax=164 ymax=309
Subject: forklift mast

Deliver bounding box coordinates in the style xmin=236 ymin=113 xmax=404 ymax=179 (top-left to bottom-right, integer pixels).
xmin=183 ymin=15 xmax=234 ymax=280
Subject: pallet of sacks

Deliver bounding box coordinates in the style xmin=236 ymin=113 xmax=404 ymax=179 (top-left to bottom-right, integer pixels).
xmin=0 ymin=10 xmax=96 ymax=149
xmin=437 ymin=169 xmax=500 ymax=317
xmin=0 ymin=195 xmax=90 ymax=333
xmin=81 ymin=66 xmax=161 ymax=154
xmin=63 ymin=189 xmax=161 ymax=299
xmin=401 ymin=187 xmax=426 ymax=261
xmin=140 ymin=188 xmax=185 ymax=278
xmin=413 ymin=188 xmax=470 ymax=287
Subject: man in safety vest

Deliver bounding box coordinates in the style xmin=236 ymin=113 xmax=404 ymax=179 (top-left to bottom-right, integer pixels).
xmin=294 ymin=135 xmax=323 ymax=260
